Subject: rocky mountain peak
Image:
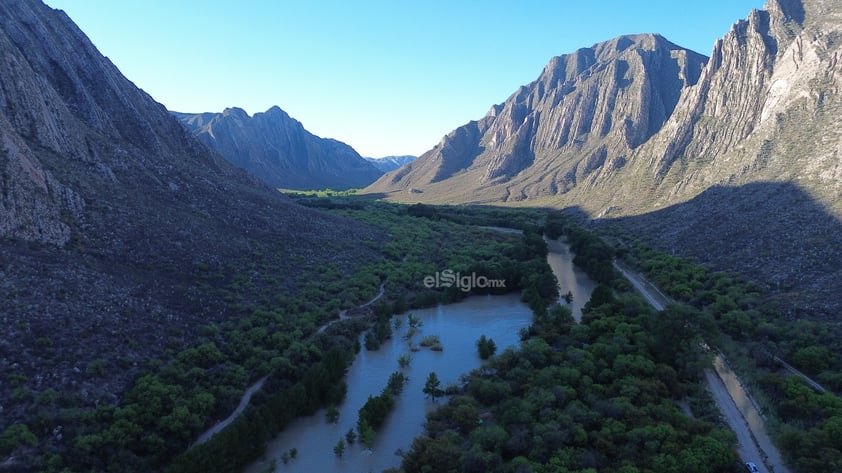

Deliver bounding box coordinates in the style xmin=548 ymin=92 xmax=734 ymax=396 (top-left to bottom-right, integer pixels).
xmin=367 ymin=33 xmax=707 ymax=198
xmin=175 ymin=106 xmax=383 ymax=190
xmin=222 ymin=106 xmax=249 ymax=119
xmin=765 ymin=0 xmax=806 ymax=25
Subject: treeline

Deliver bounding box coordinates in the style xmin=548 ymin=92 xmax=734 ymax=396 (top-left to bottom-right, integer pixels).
xmin=546 ymin=213 xmax=616 ymax=285
xmin=392 ymin=228 xmax=739 ymax=472
xmin=325 ymin=201 xmax=559 ymax=314
xmin=168 ymin=348 xmax=351 ymax=473
xmin=356 ymin=371 xmax=408 ymax=447
xmin=403 ymin=202 xmax=547 ymax=232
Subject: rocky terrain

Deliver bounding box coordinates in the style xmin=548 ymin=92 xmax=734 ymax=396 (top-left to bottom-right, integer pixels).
xmin=0 ymin=0 xmax=380 ymax=451
xmin=365 ymin=0 xmax=842 ymax=318
xmin=366 ymin=33 xmax=707 ymax=203
xmin=174 ymin=107 xmax=383 ymax=190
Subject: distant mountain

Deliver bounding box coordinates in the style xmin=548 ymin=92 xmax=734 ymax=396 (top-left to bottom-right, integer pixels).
xmin=174 ymin=107 xmax=383 ymax=190
xmin=364 ymin=155 xmax=416 ymax=172
xmin=0 ymin=0 xmax=378 ymax=465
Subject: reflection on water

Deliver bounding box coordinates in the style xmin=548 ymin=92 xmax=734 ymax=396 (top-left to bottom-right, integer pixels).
xmin=545 ymin=237 xmax=598 ymax=322
xmin=246 ymin=294 xmax=533 ymax=473
xmin=246 ymin=238 xmax=597 ymax=473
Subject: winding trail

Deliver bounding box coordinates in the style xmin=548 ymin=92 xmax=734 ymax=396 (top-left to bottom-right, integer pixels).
xmin=192 ymin=376 xmax=268 ymax=447
xmin=192 ymin=283 xmax=386 ymax=447
xmin=316 ymin=283 xmax=385 ymax=334
xmin=615 ymin=261 xmax=790 ymax=473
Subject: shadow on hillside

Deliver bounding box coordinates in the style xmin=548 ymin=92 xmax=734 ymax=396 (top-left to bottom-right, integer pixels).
xmin=596 ymin=181 xmax=842 ymax=320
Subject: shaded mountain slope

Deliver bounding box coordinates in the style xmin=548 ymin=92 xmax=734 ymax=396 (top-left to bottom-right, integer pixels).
xmin=0 ymin=0 xmax=380 ymax=450
xmin=602 ymin=182 xmax=842 ymax=319
xmin=174 ymin=107 xmax=383 ymax=190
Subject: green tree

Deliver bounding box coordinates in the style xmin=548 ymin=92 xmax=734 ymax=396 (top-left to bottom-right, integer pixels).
xmin=386 ymin=371 xmax=408 ymax=395
xmin=477 ymin=335 xmax=497 ymax=360
xmin=0 ymin=424 xmax=38 ymax=454
xmin=333 ymin=438 xmax=346 ymax=457
xmin=423 ymin=372 xmax=444 ymax=401
xmin=326 ymin=404 xmax=340 ymax=423
xmin=358 ymin=419 xmax=375 ymax=448
xmin=345 ymin=428 xmax=357 ymax=445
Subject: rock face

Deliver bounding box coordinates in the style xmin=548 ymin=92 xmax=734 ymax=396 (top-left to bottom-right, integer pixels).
xmin=366 ymin=0 xmax=842 ymax=316
xmin=0 ymin=0 xmax=378 ymax=451
xmin=174 ymin=107 xmax=383 ymax=190
xmin=367 ymin=0 xmax=842 ymax=216
xmin=616 ymin=0 xmax=842 ymax=317
xmin=364 ymin=155 xmax=416 ymax=172
xmin=366 ymin=34 xmax=707 ymax=203
xmin=637 ymin=0 xmax=842 ymax=208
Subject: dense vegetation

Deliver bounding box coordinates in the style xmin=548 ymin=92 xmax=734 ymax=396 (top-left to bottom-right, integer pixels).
xmin=14 ymin=199 xmax=839 ymax=472
xmin=391 ymin=218 xmax=739 ymax=473
xmin=356 ymin=371 xmax=408 ymax=447
xmin=615 ymin=236 xmax=842 ymax=472
xmin=9 ymin=199 xmax=559 ymax=472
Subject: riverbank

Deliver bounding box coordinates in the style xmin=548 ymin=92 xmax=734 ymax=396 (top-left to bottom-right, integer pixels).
xmin=247 ymin=294 xmax=534 ymax=473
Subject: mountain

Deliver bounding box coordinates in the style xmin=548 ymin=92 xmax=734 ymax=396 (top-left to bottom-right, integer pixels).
xmin=174 ymin=107 xmax=383 ymax=190
xmin=367 ymin=0 xmax=842 ymax=216
xmin=365 ymin=33 xmax=708 ymax=203
xmin=364 ymin=155 xmax=416 ymax=172
xmin=365 ymin=0 xmax=842 ymax=316
xmin=0 ymin=0 xmax=378 ymax=458
xmin=627 ymin=0 xmax=841 ymax=211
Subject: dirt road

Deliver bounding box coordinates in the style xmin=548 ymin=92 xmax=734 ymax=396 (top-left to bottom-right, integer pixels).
xmin=615 ymin=261 xmax=790 ymax=473
xmin=705 ymin=368 xmax=769 ymax=472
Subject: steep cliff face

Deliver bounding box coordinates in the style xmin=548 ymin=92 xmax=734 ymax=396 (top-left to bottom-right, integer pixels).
xmin=0 ymin=0 xmax=378 ymax=454
xmin=175 ymin=106 xmax=383 ymax=190
xmin=637 ymin=0 xmax=842 ymax=211
xmin=366 ymin=34 xmax=707 ymax=202
xmin=367 ymin=0 xmax=842 ymax=217
xmin=365 ymin=0 xmax=842 ymax=317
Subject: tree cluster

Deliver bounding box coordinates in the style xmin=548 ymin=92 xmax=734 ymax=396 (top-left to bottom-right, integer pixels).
xmin=477 ymin=335 xmax=497 ymax=360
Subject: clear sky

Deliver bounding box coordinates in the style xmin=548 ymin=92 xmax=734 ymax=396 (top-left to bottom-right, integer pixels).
xmin=45 ymin=0 xmax=763 ymax=158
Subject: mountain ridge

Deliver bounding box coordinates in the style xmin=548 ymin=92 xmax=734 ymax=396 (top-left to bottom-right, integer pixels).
xmin=174 ymin=106 xmax=383 ymax=190
xmin=363 ymin=0 xmax=842 ymax=316
xmin=365 ymin=33 xmax=708 ymax=203
xmin=366 ymin=0 xmax=842 ymax=217
xmin=364 ymin=154 xmax=416 ymax=172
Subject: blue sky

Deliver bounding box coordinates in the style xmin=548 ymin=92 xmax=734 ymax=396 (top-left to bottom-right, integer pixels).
xmin=46 ymin=0 xmax=763 ymax=157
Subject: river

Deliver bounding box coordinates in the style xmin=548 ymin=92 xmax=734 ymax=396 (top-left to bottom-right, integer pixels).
xmin=245 ymin=237 xmax=596 ymax=473
xmin=246 ymin=294 xmax=533 ymax=473
xmin=545 ymin=236 xmax=599 ymax=321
